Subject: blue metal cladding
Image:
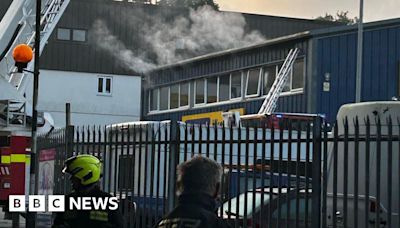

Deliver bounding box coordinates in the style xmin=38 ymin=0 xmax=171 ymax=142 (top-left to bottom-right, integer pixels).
xmin=144 ymin=39 xmax=309 ymax=122
xmin=315 ymin=25 xmax=400 ymax=123
xmin=147 ymin=40 xmax=308 ymax=86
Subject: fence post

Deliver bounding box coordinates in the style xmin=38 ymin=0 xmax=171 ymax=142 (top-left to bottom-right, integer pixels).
xmin=65 ymin=125 xmax=74 ymax=158
xmin=63 ymin=125 xmax=74 ymax=193
xmin=167 ymin=121 xmax=180 ymax=212
xmin=66 ymin=103 xmax=71 ymax=127
xmin=312 ymin=116 xmax=323 ymax=228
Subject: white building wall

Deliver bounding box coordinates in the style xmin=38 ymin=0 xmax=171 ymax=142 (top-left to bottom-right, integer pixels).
xmin=25 ymin=70 xmax=141 ymax=128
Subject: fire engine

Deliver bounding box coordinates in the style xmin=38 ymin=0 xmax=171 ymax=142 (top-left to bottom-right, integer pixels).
xmin=0 ymin=0 xmax=69 ymax=215
xmin=0 ymin=136 xmax=30 ymax=204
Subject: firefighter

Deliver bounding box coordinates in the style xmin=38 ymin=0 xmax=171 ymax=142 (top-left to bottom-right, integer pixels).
xmin=52 ymin=154 xmax=123 ymax=228
xmin=155 ymin=156 xmax=232 ymax=228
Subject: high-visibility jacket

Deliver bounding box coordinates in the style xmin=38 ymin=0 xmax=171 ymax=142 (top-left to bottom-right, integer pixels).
xmin=52 ymin=186 xmax=124 ymax=228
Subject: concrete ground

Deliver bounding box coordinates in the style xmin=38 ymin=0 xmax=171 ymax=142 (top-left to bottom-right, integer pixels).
xmin=0 ymin=207 xmax=25 ymax=228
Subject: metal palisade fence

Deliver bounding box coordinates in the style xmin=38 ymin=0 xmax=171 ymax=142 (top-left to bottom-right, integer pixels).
xmin=37 ymin=116 xmax=400 ymax=228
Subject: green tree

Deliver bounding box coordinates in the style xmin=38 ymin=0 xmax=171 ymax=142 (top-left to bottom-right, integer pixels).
xmin=157 ymin=0 xmax=219 ymax=10
xmin=317 ymin=11 xmax=358 ymax=25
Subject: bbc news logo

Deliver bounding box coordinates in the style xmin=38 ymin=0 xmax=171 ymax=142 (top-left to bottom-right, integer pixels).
xmin=9 ymin=195 xmax=119 ymax=212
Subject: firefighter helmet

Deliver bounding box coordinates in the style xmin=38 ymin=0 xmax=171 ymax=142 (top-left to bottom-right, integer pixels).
xmin=62 ymin=154 xmax=102 ymax=186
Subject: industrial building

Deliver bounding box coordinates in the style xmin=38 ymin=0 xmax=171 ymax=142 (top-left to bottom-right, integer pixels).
xmin=0 ymin=0 xmax=339 ymax=128
xmin=0 ymin=0 xmax=350 ymax=128
xmin=143 ymin=18 xmax=400 ymax=124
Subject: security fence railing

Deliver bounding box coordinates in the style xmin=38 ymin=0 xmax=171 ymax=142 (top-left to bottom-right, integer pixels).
xmin=37 ymin=116 xmax=400 ymax=228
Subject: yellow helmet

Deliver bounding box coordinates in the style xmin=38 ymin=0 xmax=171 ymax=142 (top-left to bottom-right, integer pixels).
xmin=62 ymin=154 xmax=102 ymax=186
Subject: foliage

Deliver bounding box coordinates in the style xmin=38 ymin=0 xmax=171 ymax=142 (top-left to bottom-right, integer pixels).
xmin=157 ymin=0 xmax=219 ymax=10
xmin=317 ymin=11 xmax=358 ymax=25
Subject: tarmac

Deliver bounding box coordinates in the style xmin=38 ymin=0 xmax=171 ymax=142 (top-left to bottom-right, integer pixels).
xmin=0 ymin=207 xmax=25 ymax=228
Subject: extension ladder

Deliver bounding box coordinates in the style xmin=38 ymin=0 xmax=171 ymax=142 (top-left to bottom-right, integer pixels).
xmin=257 ymin=48 xmax=299 ymax=115
xmin=9 ymin=0 xmax=70 ymax=92
xmin=0 ymin=0 xmax=69 ymax=127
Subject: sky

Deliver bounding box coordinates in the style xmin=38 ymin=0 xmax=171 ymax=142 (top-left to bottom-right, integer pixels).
xmin=215 ymin=0 xmax=400 ymax=22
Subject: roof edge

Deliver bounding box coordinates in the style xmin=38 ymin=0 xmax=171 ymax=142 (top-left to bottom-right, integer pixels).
xmin=150 ymin=31 xmax=310 ymax=72
xmin=311 ymin=17 xmax=400 ymax=37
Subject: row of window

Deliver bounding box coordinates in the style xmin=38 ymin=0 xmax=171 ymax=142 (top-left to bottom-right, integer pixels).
xmin=57 ymin=28 xmax=87 ymax=42
xmin=150 ymin=83 xmax=190 ymax=110
xmin=149 ymin=59 xmax=305 ymax=112
xmin=98 ymin=76 xmax=112 ymax=95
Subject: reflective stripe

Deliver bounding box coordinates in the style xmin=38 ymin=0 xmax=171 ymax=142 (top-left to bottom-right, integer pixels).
xmin=11 ymin=154 xmax=26 ymax=163
xmin=1 ymin=156 xmax=10 ymax=164
xmin=1 ymin=154 xmax=27 ymax=164
xmin=158 ymin=218 xmax=201 ymax=228
xmin=89 ymin=211 xmax=108 ymax=222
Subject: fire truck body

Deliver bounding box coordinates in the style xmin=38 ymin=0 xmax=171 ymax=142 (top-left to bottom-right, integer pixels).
xmin=0 ymin=135 xmax=30 ymax=205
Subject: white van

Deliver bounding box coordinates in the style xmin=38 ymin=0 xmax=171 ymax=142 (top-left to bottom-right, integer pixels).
xmin=326 ymin=101 xmax=400 ymax=227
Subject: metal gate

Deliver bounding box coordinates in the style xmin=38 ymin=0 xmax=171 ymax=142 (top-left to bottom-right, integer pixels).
xmin=37 ymin=115 xmax=400 ymax=228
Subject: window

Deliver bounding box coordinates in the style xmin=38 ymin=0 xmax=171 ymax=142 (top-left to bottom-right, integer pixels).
xmin=57 ymin=28 xmax=70 ymax=40
xmin=149 ymin=82 xmax=189 ymax=112
xmin=170 ymin=85 xmax=179 ymax=109
xmin=195 ymin=79 xmax=205 ymax=104
xmin=231 ymin=72 xmax=242 ymax=99
xmin=281 ymin=59 xmax=305 ymax=93
xmin=292 ymin=59 xmax=305 ymax=90
xmin=57 ymin=28 xmax=87 ymax=42
xmin=207 ymin=77 xmax=218 ymax=104
xmin=160 ymin=87 xmax=169 ymax=110
xmin=106 ymin=78 xmax=111 ymax=93
xmin=219 ymin=75 xmax=230 ymax=102
xmin=98 ymin=78 xmax=103 ymax=93
xmin=283 ymin=70 xmax=291 ymax=92
xmin=245 ymin=68 xmax=261 ymax=97
xmin=180 ymin=83 xmax=189 ymax=107
xmin=98 ymin=76 xmax=112 ymax=95
xmin=72 ymin=29 xmax=86 ymax=42
xmin=263 ymin=66 xmax=277 ymax=95
xmin=149 ymin=89 xmax=159 ymax=111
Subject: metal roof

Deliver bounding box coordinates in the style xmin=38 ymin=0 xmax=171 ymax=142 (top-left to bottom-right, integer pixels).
xmin=150 ymin=17 xmax=400 ymax=73
xmin=151 ymin=31 xmax=310 ymax=71
xmin=0 ymin=0 xmax=339 ymax=75
xmin=310 ymin=17 xmax=400 ymax=37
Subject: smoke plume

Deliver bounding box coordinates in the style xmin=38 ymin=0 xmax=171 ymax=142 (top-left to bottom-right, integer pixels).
xmin=92 ymin=20 xmax=156 ymax=73
xmin=91 ymin=5 xmax=266 ymax=73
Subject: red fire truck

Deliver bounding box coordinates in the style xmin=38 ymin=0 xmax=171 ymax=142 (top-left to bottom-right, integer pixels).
xmin=0 ymin=135 xmax=30 ymax=205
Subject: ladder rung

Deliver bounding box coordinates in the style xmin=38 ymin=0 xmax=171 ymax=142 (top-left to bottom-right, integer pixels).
xmin=258 ymin=48 xmax=299 ymax=114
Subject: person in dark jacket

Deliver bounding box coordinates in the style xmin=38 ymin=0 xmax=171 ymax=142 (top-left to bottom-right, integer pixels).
xmin=52 ymin=154 xmax=123 ymax=228
xmin=155 ymin=156 xmax=231 ymax=228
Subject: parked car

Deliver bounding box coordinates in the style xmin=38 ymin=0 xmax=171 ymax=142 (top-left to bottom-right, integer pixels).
xmin=219 ymin=188 xmax=312 ymax=228
xmin=326 ymin=193 xmax=388 ymax=228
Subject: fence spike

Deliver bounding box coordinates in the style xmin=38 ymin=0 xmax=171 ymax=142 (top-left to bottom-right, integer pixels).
xmin=37 ymin=115 xmax=400 ymax=228
xmin=387 ymin=115 xmax=392 ymax=126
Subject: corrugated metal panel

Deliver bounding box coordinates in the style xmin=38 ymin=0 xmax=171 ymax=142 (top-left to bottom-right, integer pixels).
xmin=315 ymin=25 xmax=400 ymax=123
xmin=37 ymin=0 xmax=336 ymax=76
xmin=41 ymin=0 xmax=183 ymax=75
xmin=143 ymin=37 xmax=309 ymax=121
xmin=148 ymin=40 xmax=307 ymax=86
xmin=243 ymin=14 xmax=340 ymax=39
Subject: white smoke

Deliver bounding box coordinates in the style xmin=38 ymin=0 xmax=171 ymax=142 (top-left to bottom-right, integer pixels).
xmin=92 ymin=5 xmax=266 ymax=73
xmin=92 ymin=20 xmax=156 ymax=73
